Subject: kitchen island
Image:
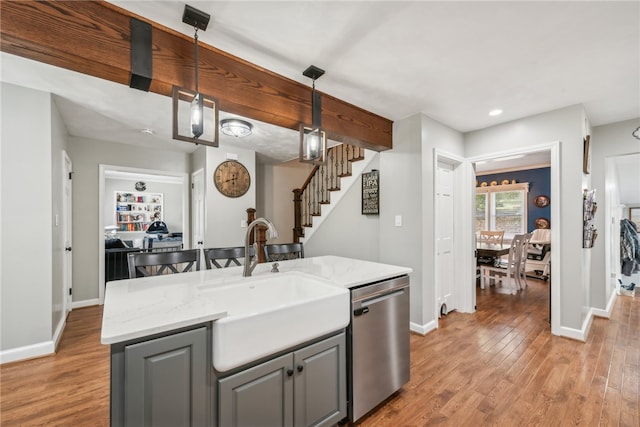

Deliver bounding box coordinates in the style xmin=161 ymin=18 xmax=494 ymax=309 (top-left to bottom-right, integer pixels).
xmin=102 ymin=255 xmax=411 ymax=427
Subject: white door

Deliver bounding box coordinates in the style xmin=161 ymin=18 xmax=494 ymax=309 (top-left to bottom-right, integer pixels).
xmin=63 ymin=152 xmax=73 ymax=313
xmin=191 ymin=169 xmax=205 ymax=249
xmin=436 ymin=162 xmax=455 ymax=315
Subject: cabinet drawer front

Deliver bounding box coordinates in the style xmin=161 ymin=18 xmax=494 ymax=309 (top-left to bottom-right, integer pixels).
xmin=219 ymin=353 xmax=294 ymax=427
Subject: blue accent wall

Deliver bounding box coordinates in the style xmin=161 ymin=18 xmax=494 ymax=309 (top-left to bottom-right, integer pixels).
xmin=477 ymin=167 xmax=551 ymax=232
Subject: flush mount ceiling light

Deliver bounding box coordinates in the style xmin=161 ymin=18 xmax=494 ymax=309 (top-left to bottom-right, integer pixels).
xmin=489 ymin=109 xmax=503 ymax=116
xmin=172 ymin=5 xmax=219 ymax=147
xmin=220 ymin=119 xmax=253 ymax=138
xmin=299 ymin=65 xmax=327 ymax=165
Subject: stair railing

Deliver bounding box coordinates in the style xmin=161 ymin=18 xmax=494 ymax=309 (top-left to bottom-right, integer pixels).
xmin=293 ymin=144 xmax=364 ymax=242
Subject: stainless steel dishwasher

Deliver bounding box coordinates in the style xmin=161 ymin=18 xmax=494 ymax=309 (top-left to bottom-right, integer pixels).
xmin=348 ymin=275 xmax=410 ymax=422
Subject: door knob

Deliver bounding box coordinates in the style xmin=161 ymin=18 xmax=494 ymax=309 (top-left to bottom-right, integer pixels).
xmin=286 ymin=368 xmax=294 ymax=376
xmin=296 ymin=365 xmax=304 ymax=373
xmin=65 ymin=247 xmax=72 ymax=252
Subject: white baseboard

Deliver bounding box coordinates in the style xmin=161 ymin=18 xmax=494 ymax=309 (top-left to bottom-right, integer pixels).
xmin=71 ymin=298 xmax=100 ymax=309
xmin=0 ymin=340 xmax=55 ymax=365
xmin=410 ymin=319 xmax=437 ymax=336
xmin=591 ymin=291 xmax=617 ymax=319
xmin=52 ymin=316 xmax=66 ymax=352
xmin=556 ymin=309 xmax=594 ymax=342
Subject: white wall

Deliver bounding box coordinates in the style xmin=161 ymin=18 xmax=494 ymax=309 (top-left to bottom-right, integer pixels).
xmin=590 ymin=118 xmax=640 ymax=310
xmin=419 ymin=115 xmax=465 ymax=327
xmin=465 ymin=105 xmax=587 ymax=332
xmin=67 ymin=137 xmax=191 ymax=302
xmin=1 ymin=83 xmax=53 ymax=354
xmin=258 ymin=159 xmax=313 ymax=244
xmin=304 ymin=155 xmax=381 ymax=261
xmin=204 ymin=146 xmax=256 ymax=248
xmin=379 ymin=113 xmax=464 ymax=329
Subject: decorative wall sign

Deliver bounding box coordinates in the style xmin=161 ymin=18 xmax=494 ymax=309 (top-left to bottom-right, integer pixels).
xmin=362 ymin=170 xmax=379 ymax=215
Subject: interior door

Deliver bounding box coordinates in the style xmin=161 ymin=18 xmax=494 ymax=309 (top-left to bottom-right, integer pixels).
xmin=63 ymin=152 xmax=73 ymax=313
xmin=191 ymin=169 xmax=205 ymax=249
xmin=436 ymin=162 xmax=455 ymax=315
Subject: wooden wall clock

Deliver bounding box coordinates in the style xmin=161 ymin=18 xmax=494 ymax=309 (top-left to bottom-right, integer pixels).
xmin=214 ymin=160 xmax=250 ymax=198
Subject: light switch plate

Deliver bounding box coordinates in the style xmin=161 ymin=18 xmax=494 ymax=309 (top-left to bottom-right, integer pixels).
xmin=395 ymin=215 xmax=402 ymax=227
xmin=240 ymin=219 xmax=248 ymax=228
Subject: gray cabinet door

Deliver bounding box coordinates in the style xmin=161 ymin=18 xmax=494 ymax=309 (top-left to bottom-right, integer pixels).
xmin=218 ymin=353 xmax=294 ymax=427
xmin=293 ymin=333 xmax=346 ymax=427
xmin=124 ymin=327 xmax=208 ymax=427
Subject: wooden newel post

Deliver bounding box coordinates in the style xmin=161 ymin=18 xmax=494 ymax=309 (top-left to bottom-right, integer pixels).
xmin=246 ymin=208 xmax=267 ymax=263
xmin=293 ymin=189 xmax=303 ymax=243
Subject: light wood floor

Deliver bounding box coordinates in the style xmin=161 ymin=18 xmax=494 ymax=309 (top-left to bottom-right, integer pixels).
xmin=1 ymin=278 xmax=637 ymax=426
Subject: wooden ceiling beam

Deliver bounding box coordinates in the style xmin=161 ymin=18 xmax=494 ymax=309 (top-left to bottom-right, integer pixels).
xmin=0 ymin=1 xmax=392 ymax=151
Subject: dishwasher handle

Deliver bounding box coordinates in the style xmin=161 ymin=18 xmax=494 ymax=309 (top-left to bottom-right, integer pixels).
xmin=360 ymin=289 xmax=406 ymax=308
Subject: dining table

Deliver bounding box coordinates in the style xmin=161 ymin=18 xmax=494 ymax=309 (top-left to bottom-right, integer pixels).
xmin=476 ymin=242 xmax=510 ymax=260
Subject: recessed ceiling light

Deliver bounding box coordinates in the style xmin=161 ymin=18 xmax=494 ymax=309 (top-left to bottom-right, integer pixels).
xmin=489 ymin=109 xmax=503 ymax=116
xmin=141 ymin=128 xmax=154 ymax=135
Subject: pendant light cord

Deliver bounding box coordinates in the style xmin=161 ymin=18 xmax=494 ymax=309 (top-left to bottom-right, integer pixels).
xmin=194 ymin=27 xmax=199 ymax=93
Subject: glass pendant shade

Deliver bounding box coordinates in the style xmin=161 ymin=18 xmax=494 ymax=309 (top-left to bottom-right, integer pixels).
xmin=172 ymin=86 xmax=219 ymax=147
xmin=190 ymin=93 xmax=204 ymax=138
xmin=299 ymin=125 xmax=327 ymax=164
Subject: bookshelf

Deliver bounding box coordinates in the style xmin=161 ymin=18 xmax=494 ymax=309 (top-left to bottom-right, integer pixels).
xmin=115 ymin=191 xmax=163 ymax=232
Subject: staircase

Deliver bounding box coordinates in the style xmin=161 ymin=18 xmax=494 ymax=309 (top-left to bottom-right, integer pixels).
xmin=293 ymin=144 xmax=365 ymax=242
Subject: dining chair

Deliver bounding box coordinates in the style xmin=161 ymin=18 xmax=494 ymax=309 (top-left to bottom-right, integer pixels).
xmin=263 ymin=243 xmax=304 ymax=262
xmin=477 ymin=230 xmax=505 ymax=267
xmin=479 ymin=230 xmax=504 ymax=245
xmin=480 ymin=233 xmax=532 ymax=293
xmin=203 ymin=246 xmax=255 ymax=269
xmin=127 ymin=249 xmax=200 ymax=278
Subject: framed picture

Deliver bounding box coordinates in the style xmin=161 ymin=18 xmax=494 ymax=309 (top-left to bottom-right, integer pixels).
xmin=362 ymin=170 xmax=379 ymax=215
xmin=583 ymin=135 xmax=591 ymax=174
xmin=630 ymin=207 xmax=640 ymax=230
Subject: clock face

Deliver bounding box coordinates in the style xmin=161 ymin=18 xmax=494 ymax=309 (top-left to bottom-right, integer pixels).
xmin=214 ymin=160 xmax=250 ymax=198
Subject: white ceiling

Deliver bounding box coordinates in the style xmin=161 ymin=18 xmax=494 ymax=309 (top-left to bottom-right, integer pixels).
xmin=1 ymin=1 xmax=638 ymax=171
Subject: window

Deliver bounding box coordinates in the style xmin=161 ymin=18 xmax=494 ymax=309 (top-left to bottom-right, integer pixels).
xmin=476 ymin=183 xmax=529 ymax=239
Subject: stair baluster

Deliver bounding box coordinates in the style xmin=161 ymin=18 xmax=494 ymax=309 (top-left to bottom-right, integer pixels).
xmin=292 ymin=143 xmax=365 ymax=242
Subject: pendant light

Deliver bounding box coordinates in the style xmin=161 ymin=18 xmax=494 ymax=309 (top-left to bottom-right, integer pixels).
xmin=299 ymin=65 xmax=327 ymax=164
xmin=172 ymin=5 xmax=219 ymax=147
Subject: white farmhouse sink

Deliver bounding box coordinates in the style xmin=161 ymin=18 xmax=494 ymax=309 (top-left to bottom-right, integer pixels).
xmin=201 ymin=271 xmax=350 ymax=372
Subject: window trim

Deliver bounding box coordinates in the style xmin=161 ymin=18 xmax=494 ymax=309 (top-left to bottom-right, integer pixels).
xmin=476 ymin=182 xmax=529 ymax=239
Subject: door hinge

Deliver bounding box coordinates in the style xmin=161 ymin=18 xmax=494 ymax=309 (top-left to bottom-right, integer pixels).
xmin=68 ymin=172 xmax=74 ymax=180
xmin=191 ymin=183 xmax=194 ymax=189
xmin=69 ymin=288 xmax=72 ymax=296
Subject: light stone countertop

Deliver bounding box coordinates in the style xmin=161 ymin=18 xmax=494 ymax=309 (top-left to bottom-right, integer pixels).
xmin=101 ymin=255 xmax=412 ymax=345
